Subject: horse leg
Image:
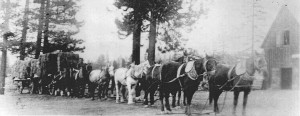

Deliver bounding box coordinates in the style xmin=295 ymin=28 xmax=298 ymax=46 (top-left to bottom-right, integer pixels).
xmin=135 ymin=83 xmax=140 ymax=101
xmin=233 ymin=89 xmax=240 ymax=115
xmin=143 ymin=90 xmax=149 ymax=106
xmin=183 ymin=92 xmax=187 ymax=106
xmin=177 ymin=90 xmax=181 ymax=107
xmin=121 ymin=85 xmax=126 ymax=103
xmin=110 ymin=77 xmax=115 ymax=97
xmin=171 ymin=91 xmax=177 ymax=108
xmin=184 ymin=89 xmax=196 ymax=116
xmin=165 ymin=92 xmax=172 ymax=113
xmin=159 ymin=90 xmax=165 ymax=113
xmin=115 ymin=82 xmax=120 ymax=103
xmin=213 ymin=91 xmax=222 ymax=113
xmin=209 ymin=87 xmax=213 ymax=105
xmin=98 ymin=85 xmax=102 ymax=99
xmin=242 ymin=89 xmax=250 ymax=116
xmin=150 ymin=90 xmax=155 ymax=106
xmin=80 ymin=82 xmax=85 ymax=98
xmin=104 ymin=82 xmax=109 ymax=99
xmin=90 ymin=84 xmax=96 ymax=100
xmin=128 ymin=84 xmax=136 ymax=104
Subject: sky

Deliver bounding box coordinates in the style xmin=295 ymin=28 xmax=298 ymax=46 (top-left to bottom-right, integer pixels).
xmin=3 ymin=0 xmax=300 ymax=65
xmin=74 ymin=0 xmax=299 ymax=62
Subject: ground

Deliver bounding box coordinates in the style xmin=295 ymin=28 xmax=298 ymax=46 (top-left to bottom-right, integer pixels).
xmin=0 ymin=77 xmax=299 ymax=116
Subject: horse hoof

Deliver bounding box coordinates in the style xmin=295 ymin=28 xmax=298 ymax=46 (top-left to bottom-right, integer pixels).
xmin=160 ymin=111 xmax=166 ymax=115
xmin=128 ymin=102 xmax=134 ymax=105
xmin=116 ymin=101 xmax=120 ymax=104
xmin=175 ymin=106 xmax=181 ymax=109
xmin=144 ymin=105 xmax=149 ymax=108
xmin=166 ymin=110 xmax=172 ymax=114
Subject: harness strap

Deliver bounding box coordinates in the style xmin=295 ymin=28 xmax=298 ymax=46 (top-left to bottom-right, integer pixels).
xmin=151 ymin=65 xmax=158 ymax=79
xmin=177 ymin=64 xmax=185 ymax=79
xmin=218 ymin=72 xmax=246 ymax=90
xmin=227 ymin=65 xmax=235 ymax=80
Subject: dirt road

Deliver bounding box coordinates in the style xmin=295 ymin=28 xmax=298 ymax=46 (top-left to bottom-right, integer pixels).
xmin=0 ymin=77 xmax=299 ymax=116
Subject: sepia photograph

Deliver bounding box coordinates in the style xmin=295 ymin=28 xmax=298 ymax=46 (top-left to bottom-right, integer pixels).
xmin=0 ymin=0 xmax=299 ymax=116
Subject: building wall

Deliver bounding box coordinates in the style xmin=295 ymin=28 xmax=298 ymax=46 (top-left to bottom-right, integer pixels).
xmin=263 ymin=7 xmax=299 ymax=89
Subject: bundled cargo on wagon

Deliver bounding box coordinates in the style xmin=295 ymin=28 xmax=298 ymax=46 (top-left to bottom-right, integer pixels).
xmin=39 ymin=52 xmax=79 ymax=77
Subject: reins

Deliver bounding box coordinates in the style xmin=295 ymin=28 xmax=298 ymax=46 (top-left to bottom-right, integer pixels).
xmin=218 ymin=72 xmax=245 ymax=90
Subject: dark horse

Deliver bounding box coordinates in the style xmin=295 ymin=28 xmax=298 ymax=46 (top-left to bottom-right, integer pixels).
xmin=208 ymin=53 xmax=267 ymax=116
xmin=72 ymin=64 xmax=90 ymax=98
xmin=160 ymin=56 xmax=217 ymax=115
xmin=141 ymin=64 xmax=161 ymax=107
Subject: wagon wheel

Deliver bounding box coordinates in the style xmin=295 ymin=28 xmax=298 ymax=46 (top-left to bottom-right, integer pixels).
xmin=30 ymin=81 xmax=35 ymax=94
xmin=38 ymin=86 xmax=43 ymax=94
xmin=19 ymin=81 xmax=24 ymax=94
xmin=48 ymin=84 xmax=55 ymax=95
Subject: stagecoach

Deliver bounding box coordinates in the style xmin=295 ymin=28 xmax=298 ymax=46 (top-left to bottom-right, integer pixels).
xmin=12 ymin=52 xmax=80 ymax=94
xmin=38 ymin=52 xmax=79 ymax=95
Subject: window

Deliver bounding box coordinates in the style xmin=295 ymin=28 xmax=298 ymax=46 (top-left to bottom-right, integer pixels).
xmin=276 ymin=30 xmax=290 ymax=47
xmin=276 ymin=32 xmax=281 ymax=47
xmin=283 ymin=30 xmax=290 ymax=45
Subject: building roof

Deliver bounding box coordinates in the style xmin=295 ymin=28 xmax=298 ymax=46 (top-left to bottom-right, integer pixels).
xmin=261 ymin=5 xmax=300 ymax=48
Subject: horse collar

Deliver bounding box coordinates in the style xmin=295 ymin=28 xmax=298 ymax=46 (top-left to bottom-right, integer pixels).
xmin=184 ymin=61 xmax=199 ymax=80
xmin=203 ymin=58 xmax=208 ymax=73
xmin=151 ymin=65 xmax=159 ymax=80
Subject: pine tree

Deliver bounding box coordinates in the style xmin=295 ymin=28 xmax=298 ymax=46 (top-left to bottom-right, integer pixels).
xmin=34 ymin=0 xmax=46 ymax=58
xmin=19 ymin=0 xmax=30 ymax=60
xmin=114 ymin=0 xmax=148 ymax=65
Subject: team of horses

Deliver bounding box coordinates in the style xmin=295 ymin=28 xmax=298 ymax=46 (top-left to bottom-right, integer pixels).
xmin=29 ymin=53 xmax=267 ymax=116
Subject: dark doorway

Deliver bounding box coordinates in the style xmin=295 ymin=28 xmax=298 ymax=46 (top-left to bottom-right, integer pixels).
xmin=281 ymin=68 xmax=292 ymax=89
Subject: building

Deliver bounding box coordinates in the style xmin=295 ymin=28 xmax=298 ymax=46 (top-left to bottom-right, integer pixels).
xmin=261 ymin=5 xmax=299 ymax=89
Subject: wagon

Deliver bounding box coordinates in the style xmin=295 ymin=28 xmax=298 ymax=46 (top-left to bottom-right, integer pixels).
xmin=13 ymin=78 xmax=32 ymax=94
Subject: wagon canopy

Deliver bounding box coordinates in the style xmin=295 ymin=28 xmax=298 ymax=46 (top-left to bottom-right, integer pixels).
xmin=57 ymin=52 xmax=79 ymax=71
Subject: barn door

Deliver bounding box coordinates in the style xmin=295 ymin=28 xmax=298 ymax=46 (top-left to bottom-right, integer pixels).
xmin=281 ymin=68 xmax=292 ymax=89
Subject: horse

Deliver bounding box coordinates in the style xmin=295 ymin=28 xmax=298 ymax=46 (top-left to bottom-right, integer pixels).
xmin=141 ymin=64 xmax=161 ymax=107
xmin=114 ymin=61 xmax=150 ymax=104
xmin=88 ymin=67 xmax=111 ymax=100
xmin=208 ymin=53 xmax=267 ymax=116
xmin=72 ymin=64 xmax=89 ymax=98
xmin=107 ymin=65 xmax=115 ymax=97
xmin=159 ymin=55 xmax=217 ymax=115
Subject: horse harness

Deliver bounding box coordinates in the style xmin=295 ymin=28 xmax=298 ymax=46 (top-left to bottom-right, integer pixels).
xmin=217 ymin=64 xmax=255 ymax=90
xmin=163 ymin=60 xmax=209 ymax=91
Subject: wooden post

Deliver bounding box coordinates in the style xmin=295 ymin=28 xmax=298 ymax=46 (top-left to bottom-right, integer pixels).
xmin=0 ymin=33 xmax=9 ymax=94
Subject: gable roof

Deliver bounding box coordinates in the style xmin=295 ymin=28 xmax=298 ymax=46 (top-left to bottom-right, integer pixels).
xmin=261 ymin=5 xmax=300 ymax=48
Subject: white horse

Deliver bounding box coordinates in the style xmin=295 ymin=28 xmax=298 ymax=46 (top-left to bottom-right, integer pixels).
xmin=114 ymin=61 xmax=150 ymax=104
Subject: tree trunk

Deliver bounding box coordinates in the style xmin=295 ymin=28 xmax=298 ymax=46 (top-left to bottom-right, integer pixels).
xmin=35 ymin=0 xmax=46 ymax=59
xmin=148 ymin=14 xmax=157 ymax=65
xmin=20 ymin=0 xmax=30 ymax=60
xmin=132 ymin=2 xmax=142 ymax=65
xmin=0 ymin=0 xmax=12 ymax=95
xmin=0 ymin=34 xmax=8 ymax=94
xmin=43 ymin=0 xmax=50 ymax=54
xmin=132 ymin=22 xmax=141 ymax=65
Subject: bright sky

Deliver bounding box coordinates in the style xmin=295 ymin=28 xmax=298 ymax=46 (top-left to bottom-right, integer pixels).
xmin=75 ymin=0 xmax=299 ymax=62
xmin=4 ymin=0 xmax=300 ymax=65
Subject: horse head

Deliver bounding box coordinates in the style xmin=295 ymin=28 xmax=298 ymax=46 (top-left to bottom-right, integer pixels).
xmin=130 ymin=61 xmax=151 ymax=79
xmin=192 ymin=55 xmax=217 ymax=81
xmin=253 ymin=53 xmax=267 ymax=73
xmin=108 ymin=65 xmax=115 ymax=77
xmin=203 ymin=55 xmax=217 ymax=75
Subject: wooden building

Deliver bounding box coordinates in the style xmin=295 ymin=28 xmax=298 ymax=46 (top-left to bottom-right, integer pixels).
xmin=261 ymin=5 xmax=299 ymax=89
